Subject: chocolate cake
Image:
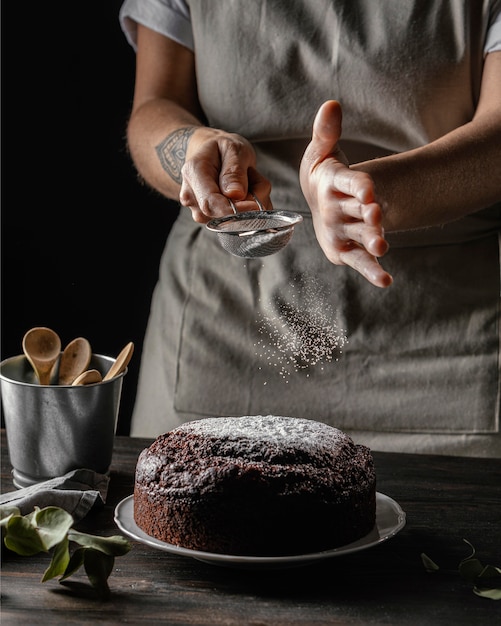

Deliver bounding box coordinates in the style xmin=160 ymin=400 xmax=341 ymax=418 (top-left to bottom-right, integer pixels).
xmin=133 ymin=415 xmax=376 ymax=556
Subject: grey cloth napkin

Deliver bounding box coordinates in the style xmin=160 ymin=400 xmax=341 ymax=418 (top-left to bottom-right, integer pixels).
xmin=0 ymin=469 xmax=109 ymax=522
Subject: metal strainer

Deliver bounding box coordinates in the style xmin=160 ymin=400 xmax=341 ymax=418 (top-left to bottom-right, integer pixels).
xmin=206 ymin=195 xmax=303 ymax=258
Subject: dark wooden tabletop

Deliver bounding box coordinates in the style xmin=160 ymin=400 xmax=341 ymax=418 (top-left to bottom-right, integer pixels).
xmin=1 ymin=429 xmax=500 ymax=625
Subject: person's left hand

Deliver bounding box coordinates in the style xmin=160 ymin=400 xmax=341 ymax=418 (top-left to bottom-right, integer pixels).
xmin=300 ymin=100 xmax=393 ymax=288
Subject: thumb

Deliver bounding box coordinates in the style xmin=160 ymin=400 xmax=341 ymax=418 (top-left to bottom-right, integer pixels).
xmin=306 ymin=100 xmax=345 ymax=167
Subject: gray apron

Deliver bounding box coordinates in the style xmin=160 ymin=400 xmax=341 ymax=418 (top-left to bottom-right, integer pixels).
xmin=131 ymin=0 xmax=501 ymax=457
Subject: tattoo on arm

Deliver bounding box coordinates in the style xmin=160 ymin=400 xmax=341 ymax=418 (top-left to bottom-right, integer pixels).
xmin=155 ymin=127 xmax=196 ymax=185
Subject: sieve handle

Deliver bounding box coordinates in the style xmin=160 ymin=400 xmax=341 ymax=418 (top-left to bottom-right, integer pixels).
xmin=227 ymin=193 xmax=265 ymax=214
xmin=252 ymin=193 xmax=265 ymax=211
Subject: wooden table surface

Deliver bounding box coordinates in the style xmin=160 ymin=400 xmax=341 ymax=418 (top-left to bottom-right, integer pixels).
xmin=1 ymin=429 xmax=500 ymax=625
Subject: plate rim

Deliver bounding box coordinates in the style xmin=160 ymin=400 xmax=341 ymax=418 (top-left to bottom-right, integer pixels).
xmin=114 ymin=492 xmax=406 ymax=567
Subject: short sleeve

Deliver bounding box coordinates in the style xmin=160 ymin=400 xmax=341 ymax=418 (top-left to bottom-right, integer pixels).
xmin=119 ymin=0 xmax=194 ymax=51
xmin=485 ymin=4 xmax=501 ymax=53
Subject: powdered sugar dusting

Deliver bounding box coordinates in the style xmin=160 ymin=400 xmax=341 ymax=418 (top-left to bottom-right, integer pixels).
xmin=177 ymin=415 xmax=347 ymax=454
xmin=254 ymin=273 xmax=348 ymax=383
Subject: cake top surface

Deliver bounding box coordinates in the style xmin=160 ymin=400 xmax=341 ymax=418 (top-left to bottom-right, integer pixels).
xmin=136 ymin=415 xmax=374 ymax=497
xmin=173 ymin=415 xmax=348 ymax=455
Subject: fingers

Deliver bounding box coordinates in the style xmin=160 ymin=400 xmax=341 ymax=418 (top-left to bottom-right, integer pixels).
xmin=179 ymin=129 xmax=272 ymax=222
xmin=315 ymin=159 xmax=376 ymax=205
xmin=339 ymin=246 xmax=393 ymax=288
xmin=311 ymin=168 xmax=386 ymax=257
xmin=307 ymin=100 xmax=344 ymax=165
xmin=314 ymin=219 xmax=392 ymax=288
xmin=179 ymin=161 xmax=224 ymax=222
xmin=181 ymin=173 xmax=271 ymax=222
xmin=317 ymin=202 xmax=391 ymax=283
xmin=334 ymin=199 xmax=386 ymax=256
xmin=335 ymin=199 xmax=383 ymax=228
xmin=341 ymin=221 xmax=389 ymax=257
xmin=218 ymin=144 xmax=256 ymax=199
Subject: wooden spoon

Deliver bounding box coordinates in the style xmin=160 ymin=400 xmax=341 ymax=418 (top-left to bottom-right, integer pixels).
xmin=22 ymin=327 xmax=62 ymax=385
xmin=103 ymin=342 xmax=134 ymax=381
xmin=72 ymin=369 xmax=103 ymax=386
xmin=58 ymin=337 xmax=92 ymax=385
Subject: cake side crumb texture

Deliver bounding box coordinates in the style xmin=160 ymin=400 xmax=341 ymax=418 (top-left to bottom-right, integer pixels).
xmin=134 ymin=415 xmax=376 ymax=556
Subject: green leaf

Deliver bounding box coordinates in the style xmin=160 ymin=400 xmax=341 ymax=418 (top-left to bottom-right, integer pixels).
xmin=61 ymin=546 xmax=86 ymax=581
xmin=42 ymin=536 xmax=70 ymax=582
xmin=459 ymin=541 xmax=501 ymax=601
xmin=477 ymin=564 xmax=501 ymax=580
xmin=0 ymin=505 xmax=21 ymax=525
xmin=25 ymin=507 xmax=40 ymax=525
xmin=420 ymin=541 xmax=501 ymax=601
xmin=0 ymin=505 xmax=131 ymax=598
xmin=421 ymin=553 xmax=440 ymax=572
xmin=68 ymin=530 xmax=132 ymax=556
xmin=474 ymin=564 xmax=501 ymax=598
xmin=32 ymin=507 xmax=74 ymax=551
xmin=83 ymin=549 xmax=115 ymax=600
xmin=459 ymin=558 xmax=485 ymax=581
xmin=474 ymin=587 xmax=501 ymax=600
xmin=3 ymin=515 xmax=46 ymax=555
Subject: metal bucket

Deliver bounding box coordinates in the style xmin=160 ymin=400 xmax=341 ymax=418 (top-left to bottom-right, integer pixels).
xmin=0 ymin=353 xmax=126 ymax=488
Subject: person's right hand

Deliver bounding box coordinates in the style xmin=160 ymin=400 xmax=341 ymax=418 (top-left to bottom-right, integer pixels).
xmin=179 ymin=127 xmax=272 ymax=223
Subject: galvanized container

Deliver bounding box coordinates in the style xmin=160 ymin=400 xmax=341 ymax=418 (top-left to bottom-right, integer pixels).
xmin=0 ymin=353 xmax=126 ymax=488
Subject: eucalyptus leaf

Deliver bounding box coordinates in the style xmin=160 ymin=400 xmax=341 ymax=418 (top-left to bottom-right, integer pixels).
xmin=474 ymin=587 xmax=501 ymax=600
xmin=421 ymin=553 xmax=440 ymax=572
xmin=83 ymin=549 xmax=115 ymax=599
xmin=0 ymin=505 xmax=132 ymax=598
xmin=460 ymin=553 xmax=501 ymax=601
xmin=25 ymin=507 xmax=39 ymax=525
xmin=61 ymin=546 xmax=86 ymax=581
xmin=0 ymin=505 xmax=21 ymax=525
xmin=477 ymin=564 xmax=501 ymax=581
xmin=68 ymin=529 xmax=132 ymax=556
xmin=459 ymin=558 xmax=484 ymax=581
xmin=4 ymin=515 xmax=46 ymax=556
xmin=474 ymin=564 xmax=501 ymax=597
xmin=422 ymin=540 xmax=501 ymax=601
xmin=32 ymin=507 xmax=74 ymax=551
xmin=42 ymin=536 xmax=70 ymax=582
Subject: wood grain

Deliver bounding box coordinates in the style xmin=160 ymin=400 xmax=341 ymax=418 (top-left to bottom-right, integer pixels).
xmin=1 ymin=431 xmax=499 ymax=625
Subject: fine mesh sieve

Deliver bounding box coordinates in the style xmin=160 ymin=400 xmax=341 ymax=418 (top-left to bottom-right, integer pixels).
xmin=206 ymin=195 xmax=303 ymax=258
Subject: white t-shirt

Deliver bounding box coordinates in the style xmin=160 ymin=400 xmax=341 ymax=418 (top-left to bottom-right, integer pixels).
xmin=120 ymin=0 xmax=501 ymax=54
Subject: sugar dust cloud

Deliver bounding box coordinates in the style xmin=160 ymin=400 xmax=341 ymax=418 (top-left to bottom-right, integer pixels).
xmin=254 ymin=273 xmax=348 ymax=383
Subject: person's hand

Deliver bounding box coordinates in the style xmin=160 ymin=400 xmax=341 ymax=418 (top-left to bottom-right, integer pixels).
xmin=179 ymin=127 xmax=272 ymax=223
xmin=300 ymin=101 xmax=392 ymax=288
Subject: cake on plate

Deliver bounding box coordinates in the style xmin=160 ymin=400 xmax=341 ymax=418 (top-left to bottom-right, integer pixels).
xmin=133 ymin=415 xmax=376 ymax=556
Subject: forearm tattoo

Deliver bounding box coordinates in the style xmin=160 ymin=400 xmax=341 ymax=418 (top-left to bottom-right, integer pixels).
xmin=155 ymin=127 xmax=196 ymax=185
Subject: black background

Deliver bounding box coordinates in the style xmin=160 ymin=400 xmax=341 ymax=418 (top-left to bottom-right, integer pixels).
xmin=1 ymin=2 xmax=179 ymax=434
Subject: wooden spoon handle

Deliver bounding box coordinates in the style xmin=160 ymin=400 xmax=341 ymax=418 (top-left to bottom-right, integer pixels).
xmin=72 ymin=369 xmax=103 ymax=386
xmin=37 ymin=368 xmax=53 ymax=386
xmin=103 ymin=342 xmax=134 ymax=381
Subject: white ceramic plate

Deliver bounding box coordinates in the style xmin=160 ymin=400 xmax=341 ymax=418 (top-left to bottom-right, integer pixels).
xmin=114 ymin=492 xmax=405 ymax=569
